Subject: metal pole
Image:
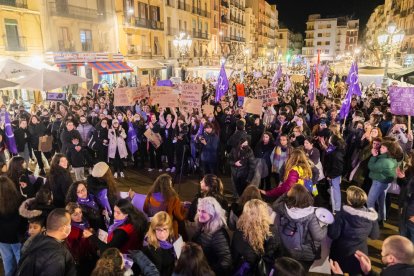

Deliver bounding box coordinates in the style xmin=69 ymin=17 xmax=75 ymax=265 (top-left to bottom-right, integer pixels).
xmin=382 ymin=52 xmax=390 ymax=90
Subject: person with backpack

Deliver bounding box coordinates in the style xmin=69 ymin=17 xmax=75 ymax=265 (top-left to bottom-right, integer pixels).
xmin=273 ymin=184 xmax=327 ymax=272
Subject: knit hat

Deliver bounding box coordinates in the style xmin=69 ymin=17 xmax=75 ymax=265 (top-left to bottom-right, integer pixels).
xmin=92 ymin=162 xmax=109 ymax=178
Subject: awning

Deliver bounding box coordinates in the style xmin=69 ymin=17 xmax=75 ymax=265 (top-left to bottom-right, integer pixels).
xmin=127 ymin=59 xmax=166 ymax=69
xmin=89 ymin=62 xmax=133 ymax=75
xmin=390 ymin=66 xmax=414 ymax=78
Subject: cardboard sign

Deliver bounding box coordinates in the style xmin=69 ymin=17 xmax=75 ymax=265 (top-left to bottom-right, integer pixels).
xmin=258 ymin=78 xmax=269 ymax=87
xmin=130 ymin=86 xmax=149 ymax=102
xmin=236 ymin=83 xmax=245 ymax=97
xmin=77 ymin=87 xmax=88 ymax=97
xmin=113 ymin=88 xmax=130 ymax=106
xmin=150 ymin=86 xmax=178 ymax=107
xmin=290 ymin=75 xmax=305 ymax=83
xmin=255 ymin=87 xmax=279 ymax=106
xmin=202 ymin=104 xmax=214 ymax=115
xmin=243 ymin=98 xmax=263 ymax=115
xmin=389 ymin=87 xmax=414 ymax=116
xmin=159 ymin=93 xmax=179 ymax=108
xmin=144 ymin=128 xmax=162 ymax=148
xmin=180 ymin=83 xmax=202 ymax=110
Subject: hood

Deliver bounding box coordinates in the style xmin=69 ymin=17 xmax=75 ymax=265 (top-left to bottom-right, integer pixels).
xmin=342 ymin=205 xmax=378 ymax=221
xmin=19 ymin=198 xmax=42 ymax=219
xmin=23 ymin=234 xmax=63 ymax=257
xmin=286 ymin=205 xmax=316 ymax=220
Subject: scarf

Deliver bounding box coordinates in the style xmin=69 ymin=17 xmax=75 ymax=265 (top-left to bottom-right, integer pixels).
xmin=71 ymin=220 xmax=90 ymax=230
xmin=272 ymin=146 xmax=289 ymax=171
xmin=77 ymin=194 xmax=99 ymax=211
xmin=144 ymin=236 xmax=174 ymax=250
xmin=108 ymin=217 xmax=128 ymax=236
xmin=326 ymin=144 xmax=336 ymax=154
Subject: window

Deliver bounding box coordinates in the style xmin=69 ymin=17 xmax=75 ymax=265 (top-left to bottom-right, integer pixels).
xmin=325 ymin=41 xmax=330 ymax=45
xmin=167 ymin=17 xmax=171 ymax=34
xmin=58 ymin=26 xmax=71 ymax=51
xmin=80 ymin=29 xmax=92 ymax=51
xmin=179 ymin=19 xmax=182 ymax=31
xmin=4 ymin=19 xmax=22 ymax=51
xmin=141 ymin=35 xmax=147 ymax=52
xmin=154 ymin=36 xmax=161 ymax=55
xmin=327 ymin=24 xmax=331 ymax=28
xmin=317 ymin=33 xmax=322 ymax=37
xmin=324 ymin=49 xmax=329 ymax=54
xmin=317 ymin=41 xmax=322 ymax=45
xmin=138 ymin=3 xmax=147 ymax=19
xmin=279 ymin=34 xmax=283 ymax=39
xmin=168 ymin=41 xmax=172 ymax=57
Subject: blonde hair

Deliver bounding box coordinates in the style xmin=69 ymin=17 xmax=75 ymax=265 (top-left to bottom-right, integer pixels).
xmin=146 ymin=211 xmax=173 ymax=249
xmin=236 ymin=199 xmax=272 ymax=254
xmin=195 ymin=197 xmax=227 ymax=233
xmin=346 ymin=186 xmax=367 ymax=208
xmin=283 ymin=149 xmax=312 ymax=181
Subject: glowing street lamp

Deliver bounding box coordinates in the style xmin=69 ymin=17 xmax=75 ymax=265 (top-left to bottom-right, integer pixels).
xmin=173 ymin=32 xmax=193 ymax=63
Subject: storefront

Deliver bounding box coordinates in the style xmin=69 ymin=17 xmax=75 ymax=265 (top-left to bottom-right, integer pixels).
xmin=46 ymin=52 xmax=135 ymax=92
xmin=126 ymin=59 xmax=166 ymax=86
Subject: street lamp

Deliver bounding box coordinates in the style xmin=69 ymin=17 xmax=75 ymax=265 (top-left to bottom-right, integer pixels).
xmin=377 ymin=21 xmax=405 ymax=89
xmin=173 ymin=32 xmax=193 ymax=64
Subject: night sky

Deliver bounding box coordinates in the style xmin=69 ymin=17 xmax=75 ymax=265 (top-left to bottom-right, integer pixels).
xmin=270 ymin=0 xmax=384 ymax=35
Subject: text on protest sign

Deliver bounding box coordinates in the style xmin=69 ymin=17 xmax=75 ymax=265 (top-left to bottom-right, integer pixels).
xmin=114 ymin=87 xmax=149 ymax=106
xmin=389 ymin=87 xmax=414 ymax=116
xmin=255 ymin=87 xmax=279 ymax=106
xmin=180 ymin=83 xmax=202 ymax=109
xmin=243 ymin=98 xmax=263 ymax=115
xmin=150 ymin=86 xmax=178 ymax=108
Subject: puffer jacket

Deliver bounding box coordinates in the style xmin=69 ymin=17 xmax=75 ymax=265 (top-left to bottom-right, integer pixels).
xmin=229 ymin=146 xmax=256 ymax=182
xmin=19 ymin=198 xmax=55 ymax=221
xmin=192 ymin=227 xmax=232 ymax=275
xmin=200 ymin=132 xmax=219 ymax=163
xmin=273 ymin=200 xmax=327 ymax=262
xmin=77 ymin=123 xmax=95 ymax=147
xmin=368 ymin=153 xmax=397 ymax=183
xmin=329 ymin=205 xmax=379 ymax=275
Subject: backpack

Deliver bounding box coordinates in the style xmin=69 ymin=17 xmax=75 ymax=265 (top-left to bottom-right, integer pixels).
xmin=277 ymin=210 xmax=320 ymax=261
xmin=87 ymin=132 xmax=99 ymax=151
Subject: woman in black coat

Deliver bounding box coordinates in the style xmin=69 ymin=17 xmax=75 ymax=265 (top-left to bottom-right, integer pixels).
xmin=92 ymin=118 xmax=109 ymax=163
xmin=229 ymin=137 xmax=256 ymax=196
xmin=254 ymin=131 xmax=275 ymax=191
xmin=28 ymin=115 xmax=47 ymax=175
xmin=47 ymin=153 xmax=73 ymax=208
xmin=328 ymin=186 xmax=379 ymax=275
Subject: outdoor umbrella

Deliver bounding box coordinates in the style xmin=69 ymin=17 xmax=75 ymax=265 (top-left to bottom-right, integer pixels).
xmin=17 ymin=68 xmax=89 ymax=91
xmin=0 ymin=58 xmax=37 ymax=79
xmin=0 ymin=79 xmax=18 ymax=89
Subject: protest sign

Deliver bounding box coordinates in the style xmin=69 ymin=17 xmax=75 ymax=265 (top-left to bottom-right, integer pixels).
xmin=77 ymin=87 xmax=88 ymax=97
xmin=158 ymin=93 xmax=179 ymax=108
xmin=290 ymin=75 xmax=305 ymax=83
xmin=150 ymin=86 xmax=172 ymax=105
xmin=258 ymin=78 xmax=269 ymax=87
xmin=255 ymin=87 xmax=279 ymax=106
xmin=236 ymin=83 xmax=245 ymax=97
xmin=389 ymin=87 xmax=414 ymax=116
xmin=130 ymin=86 xmax=149 ymax=102
xmin=202 ymin=104 xmax=214 ymax=115
xmin=180 ymin=83 xmax=202 ymax=110
xmin=114 ymin=88 xmax=130 ymax=106
xmin=46 ymin=92 xmax=66 ymax=101
xmin=144 ymin=128 xmax=162 ymax=149
xmin=243 ymin=98 xmax=263 ymax=115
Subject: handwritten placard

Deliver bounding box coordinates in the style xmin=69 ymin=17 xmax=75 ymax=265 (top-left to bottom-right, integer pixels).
xmin=255 ymin=87 xmax=279 ymax=106
xmin=389 ymin=87 xmax=414 ymax=116
xmin=180 ymin=83 xmax=202 ymax=110
xmin=243 ymin=98 xmax=263 ymax=115
xmin=114 ymin=88 xmax=130 ymax=106
xmin=130 ymin=86 xmax=149 ymax=102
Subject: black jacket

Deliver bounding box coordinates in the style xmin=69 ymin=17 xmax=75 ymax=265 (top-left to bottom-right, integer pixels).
xmin=192 ymin=227 xmax=232 ymax=275
xmin=48 ymin=168 xmax=73 ymax=208
xmin=14 ymin=127 xmax=31 ymax=153
xmin=66 ymin=144 xmax=86 ymax=168
xmin=329 ymin=205 xmax=379 ymax=275
xmin=17 ymin=234 xmax=76 ymax=276
xmin=227 ymin=130 xmax=251 ymax=150
xmin=231 ymin=226 xmax=282 ymax=276
xmin=28 ymin=123 xmax=46 ymax=149
xmin=229 ymin=146 xmax=256 ymax=182
xmin=0 ymin=209 xmax=25 ymax=244
xmin=60 ymin=128 xmax=82 ymax=154
xmin=324 ymin=149 xmax=344 ymax=178
xmin=142 ymin=244 xmax=175 ymax=276
xmin=187 ymin=192 xmax=228 ymax=222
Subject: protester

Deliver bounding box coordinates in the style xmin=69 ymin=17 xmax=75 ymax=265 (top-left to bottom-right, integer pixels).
xmin=173 ymin=242 xmax=215 ymax=276
xmin=47 ymin=153 xmax=72 ymax=208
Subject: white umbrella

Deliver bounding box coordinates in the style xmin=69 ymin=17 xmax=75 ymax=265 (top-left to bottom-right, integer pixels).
xmin=0 ymin=79 xmax=18 ymax=89
xmin=17 ymin=68 xmax=89 ymax=91
xmin=0 ymin=58 xmax=38 ymax=79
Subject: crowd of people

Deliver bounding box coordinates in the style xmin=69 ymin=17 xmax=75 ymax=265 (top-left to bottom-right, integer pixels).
xmin=0 ymin=68 xmax=414 ymax=276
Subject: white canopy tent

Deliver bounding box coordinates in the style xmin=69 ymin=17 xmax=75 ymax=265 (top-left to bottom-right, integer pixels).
xmin=0 ymin=79 xmax=18 ymax=89
xmin=0 ymin=58 xmax=38 ymax=80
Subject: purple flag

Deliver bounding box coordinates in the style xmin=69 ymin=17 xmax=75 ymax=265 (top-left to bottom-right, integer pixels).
xmin=345 ymin=62 xmax=361 ymax=96
xmin=126 ymin=121 xmax=138 ymax=155
xmin=272 ymin=64 xmax=282 ymax=87
xmin=319 ymin=67 xmax=328 ymax=96
xmin=215 ymin=63 xmax=229 ymax=102
xmin=4 ymin=112 xmax=17 ymax=154
xmin=339 ymin=88 xmax=353 ymax=120
xmin=283 ymin=74 xmax=292 ymax=93
xmin=156 ymin=79 xmax=173 ymax=87
xmin=97 ymin=188 xmax=112 ymax=216
xmin=308 ymin=68 xmax=316 ymax=105
xmin=238 ymin=96 xmax=245 ymax=106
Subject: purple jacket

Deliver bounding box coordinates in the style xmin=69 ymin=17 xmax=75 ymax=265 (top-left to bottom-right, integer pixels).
xmin=266 ymin=169 xmax=299 ymax=198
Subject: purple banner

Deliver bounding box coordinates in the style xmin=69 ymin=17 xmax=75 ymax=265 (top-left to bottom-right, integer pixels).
xmin=46 ymin=92 xmax=66 ymax=101
xmin=389 ymin=87 xmax=414 ymax=116
xmin=156 ymin=79 xmax=173 ymax=87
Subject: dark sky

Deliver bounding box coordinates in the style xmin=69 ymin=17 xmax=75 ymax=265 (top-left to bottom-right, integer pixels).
xmin=270 ymin=0 xmax=384 ymax=35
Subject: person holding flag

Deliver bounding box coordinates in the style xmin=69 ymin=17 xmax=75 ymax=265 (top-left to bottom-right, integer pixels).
xmin=4 ymin=111 xmax=18 ymax=161
xmin=215 ymin=62 xmax=229 ymax=103
xmin=272 ymin=64 xmax=282 ymax=87
xmin=308 ymin=66 xmax=316 ymax=105
xmin=339 ymin=62 xmax=362 ymax=123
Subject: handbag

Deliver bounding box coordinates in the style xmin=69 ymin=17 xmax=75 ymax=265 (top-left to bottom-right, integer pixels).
xmin=388 ymin=182 xmax=400 ymax=195
xmin=38 ymin=135 xmax=53 ymax=152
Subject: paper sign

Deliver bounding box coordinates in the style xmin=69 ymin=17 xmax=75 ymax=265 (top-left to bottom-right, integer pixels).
xmin=150 ymin=86 xmax=178 ymax=107
xmin=255 ymin=87 xmax=279 ymax=106
xmin=236 ymin=84 xmax=245 ymax=97
xmin=258 ymin=78 xmax=269 ymax=87
xmin=180 ymin=83 xmax=202 ymax=110
xmin=77 ymin=87 xmax=88 ymax=97
xmin=46 ymin=92 xmax=66 ymax=101
xmin=144 ymin=128 xmax=162 ymax=148
xmin=290 ymin=75 xmax=305 ymax=83
xmin=173 ymin=235 xmax=184 ymax=259
xmin=243 ymin=98 xmax=263 ymax=115
xmin=389 ymin=87 xmax=414 ymax=116
xmin=202 ymin=104 xmax=214 ymax=115
xmin=98 ymin=229 xmax=108 ymax=243
xmin=114 ymin=88 xmax=130 ymax=106
xmin=130 ymin=86 xmax=149 ymax=102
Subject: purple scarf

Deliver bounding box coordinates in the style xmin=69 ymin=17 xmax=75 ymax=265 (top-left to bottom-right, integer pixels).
xmin=71 ymin=220 xmax=90 ymax=230
xmin=77 ymin=194 xmax=99 ymax=211
xmin=326 ymin=144 xmax=336 ymax=154
xmin=159 ymin=240 xmax=174 ymax=250
xmin=108 ymin=217 xmax=128 ymax=236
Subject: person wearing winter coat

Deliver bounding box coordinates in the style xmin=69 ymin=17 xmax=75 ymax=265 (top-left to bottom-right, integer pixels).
xmin=91 ymin=119 xmax=109 ymax=163
xmin=199 ymin=122 xmax=219 ymax=175
xmin=229 ymin=137 xmax=256 ymax=196
xmin=254 ymin=132 xmax=275 ymax=190
xmin=192 ymin=197 xmax=232 ymax=275
xmin=323 ymin=135 xmax=345 ymax=212
xmin=16 ymin=208 xmax=76 ymax=276
xmin=270 ymin=134 xmax=292 ymax=185
xmin=47 ymin=154 xmax=73 ymax=208
xmin=367 ymin=140 xmax=398 ymax=223
xmin=329 ymin=186 xmax=380 ymax=275
xmin=273 ymin=184 xmax=327 ymax=272
xmin=60 ymin=120 xmax=82 ymax=158
xmin=232 ymin=199 xmax=283 ymax=276
xmin=28 ymin=115 xmax=48 ymax=175
xmin=14 ymin=119 xmax=31 ymax=164
xmin=108 ymin=119 xmax=128 ymax=178
xmin=66 ymin=136 xmax=89 ymax=181
xmin=19 ymin=187 xmax=55 ymax=223
xmin=77 ymin=115 xmax=95 ymax=147
xmin=227 ymin=119 xmax=251 ymax=151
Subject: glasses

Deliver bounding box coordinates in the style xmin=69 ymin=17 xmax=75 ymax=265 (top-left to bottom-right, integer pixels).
xmin=155 ymin=227 xmax=169 ymax=233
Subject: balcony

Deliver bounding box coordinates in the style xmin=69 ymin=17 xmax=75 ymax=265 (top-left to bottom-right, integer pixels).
xmin=129 ymin=18 xmax=164 ymax=31
xmin=48 ymin=2 xmax=107 ymax=21
xmin=166 ymin=0 xmax=174 ymax=8
xmin=81 ymin=41 xmax=93 ymax=52
xmin=230 ymin=35 xmax=245 ymax=42
xmin=177 ymin=1 xmax=191 ymax=11
xmin=166 ymin=27 xmax=180 ymax=36
xmin=221 ymin=0 xmax=229 ymax=8
xmin=192 ymin=7 xmax=210 ymax=18
xmin=221 ymin=16 xmax=229 ymax=24
xmin=213 ymin=22 xmax=219 ymax=28
xmin=58 ymin=39 xmax=75 ymax=52
xmin=3 ymin=35 xmax=26 ymax=51
xmin=222 ymin=36 xmax=230 ymax=42
xmin=193 ymin=30 xmax=209 ymax=40
xmin=0 ymin=0 xmax=27 ymax=8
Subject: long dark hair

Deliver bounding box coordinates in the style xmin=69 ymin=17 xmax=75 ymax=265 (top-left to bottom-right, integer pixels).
xmin=48 ymin=153 xmax=69 ymax=189
xmin=202 ymin=174 xmax=224 ymax=196
xmin=115 ymin=199 xmax=148 ymax=237
xmin=7 ymin=156 xmax=26 ymax=187
xmin=0 ymin=176 xmax=21 ymax=216
xmin=66 ymin=181 xmax=88 ymax=204
xmin=173 ymin=242 xmax=215 ymax=276
xmin=147 ymin=174 xmax=177 ymax=202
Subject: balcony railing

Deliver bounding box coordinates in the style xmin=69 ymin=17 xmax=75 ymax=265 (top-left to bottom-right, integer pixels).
xmin=129 ymin=18 xmax=164 ymax=30
xmin=0 ymin=0 xmax=27 ymax=8
xmin=177 ymin=1 xmax=191 ymax=12
xmin=222 ymin=36 xmax=230 ymax=42
xmin=230 ymin=35 xmax=245 ymax=42
xmin=58 ymin=39 xmax=75 ymax=52
xmin=221 ymin=0 xmax=229 ymax=8
xmin=192 ymin=7 xmax=210 ymax=18
xmin=81 ymin=41 xmax=93 ymax=52
xmin=213 ymin=22 xmax=219 ymax=28
xmin=3 ymin=35 xmax=27 ymax=51
xmin=48 ymin=2 xmax=107 ymax=21
xmin=221 ymin=16 xmax=228 ymax=24
xmin=193 ymin=30 xmax=209 ymax=39
xmin=166 ymin=0 xmax=174 ymax=7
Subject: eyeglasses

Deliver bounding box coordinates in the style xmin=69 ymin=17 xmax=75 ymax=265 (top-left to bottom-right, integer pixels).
xmin=155 ymin=227 xmax=169 ymax=233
